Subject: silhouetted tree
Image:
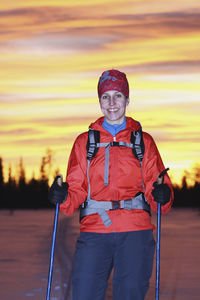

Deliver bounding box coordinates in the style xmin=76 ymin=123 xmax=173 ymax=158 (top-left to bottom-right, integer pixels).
xmin=40 ymin=157 xmax=47 ymax=181
xmin=0 ymin=157 xmax=4 ymax=187
xmin=181 ymin=175 xmax=187 ymax=190
xmin=45 ymin=148 xmax=54 ymax=178
xmin=40 ymin=148 xmax=54 ymax=183
xmin=191 ymin=163 xmax=200 ymax=184
xmin=53 ymin=168 xmax=60 ymax=178
xmin=38 ymin=149 xmax=55 ymax=208
xmin=173 ymin=164 xmax=200 ymax=208
xmin=17 ymin=158 xmax=28 ymax=208
xmin=5 ymin=165 xmax=17 ymax=211
xmin=18 ymin=157 xmax=26 ymax=185
xmin=0 ymin=157 xmax=4 ymax=206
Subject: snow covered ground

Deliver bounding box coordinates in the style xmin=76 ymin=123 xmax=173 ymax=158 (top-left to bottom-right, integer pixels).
xmin=0 ymin=208 xmax=200 ymax=300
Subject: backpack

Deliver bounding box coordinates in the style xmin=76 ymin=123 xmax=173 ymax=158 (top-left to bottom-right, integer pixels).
xmin=80 ymin=127 xmax=150 ymax=227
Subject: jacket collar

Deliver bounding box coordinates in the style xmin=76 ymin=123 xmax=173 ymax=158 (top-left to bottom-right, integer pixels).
xmin=89 ymin=116 xmax=141 ymax=133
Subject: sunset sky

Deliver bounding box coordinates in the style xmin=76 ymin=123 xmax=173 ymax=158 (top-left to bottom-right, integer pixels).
xmin=1 ymin=0 xmax=200 ymax=185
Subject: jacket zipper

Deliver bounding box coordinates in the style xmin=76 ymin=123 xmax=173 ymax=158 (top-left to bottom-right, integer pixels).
xmin=111 ymin=135 xmax=116 ymax=200
xmin=112 ymin=135 xmax=117 ymax=232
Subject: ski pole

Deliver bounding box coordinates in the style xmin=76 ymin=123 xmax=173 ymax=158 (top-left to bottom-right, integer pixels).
xmin=156 ymin=201 xmax=161 ymax=300
xmin=46 ymin=176 xmax=62 ymax=300
xmin=155 ymin=168 xmax=169 ymax=300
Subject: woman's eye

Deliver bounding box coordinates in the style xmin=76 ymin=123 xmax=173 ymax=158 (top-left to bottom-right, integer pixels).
xmin=116 ymin=93 xmax=122 ymax=98
xmin=102 ymin=95 xmax=108 ymax=100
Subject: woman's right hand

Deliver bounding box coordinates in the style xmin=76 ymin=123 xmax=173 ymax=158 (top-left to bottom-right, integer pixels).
xmin=48 ymin=175 xmax=69 ymax=204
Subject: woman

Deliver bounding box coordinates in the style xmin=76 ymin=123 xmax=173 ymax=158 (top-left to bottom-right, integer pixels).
xmin=49 ymin=69 xmax=173 ymax=300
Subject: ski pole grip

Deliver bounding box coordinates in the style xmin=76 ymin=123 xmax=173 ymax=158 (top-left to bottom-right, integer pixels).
xmin=157 ymin=168 xmax=169 ymax=185
xmin=57 ymin=175 xmax=63 ymax=187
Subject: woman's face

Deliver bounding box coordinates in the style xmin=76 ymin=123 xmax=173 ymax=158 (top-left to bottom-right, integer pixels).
xmin=99 ymin=90 xmax=129 ymax=125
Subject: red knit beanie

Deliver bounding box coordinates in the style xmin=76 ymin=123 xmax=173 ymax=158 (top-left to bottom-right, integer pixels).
xmin=97 ymin=69 xmax=129 ymax=99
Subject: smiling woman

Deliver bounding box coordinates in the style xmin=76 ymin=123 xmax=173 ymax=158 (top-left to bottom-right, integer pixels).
xmin=48 ymin=69 xmax=174 ymax=300
xmin=98 ymin=69 xmax=130 ymax=124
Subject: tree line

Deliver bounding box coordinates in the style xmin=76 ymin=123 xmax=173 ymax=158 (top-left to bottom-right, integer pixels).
xmin=0 ymin=154 xmax=199 ymax=210
xmin=0 ymin=151 xmax=57 ymax=210
xmin=173 ymin=165 xmax=200 ymax=208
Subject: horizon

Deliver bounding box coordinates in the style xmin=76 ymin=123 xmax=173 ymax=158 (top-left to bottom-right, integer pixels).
xmin=1 ymin=0 xmax=200 ymax=185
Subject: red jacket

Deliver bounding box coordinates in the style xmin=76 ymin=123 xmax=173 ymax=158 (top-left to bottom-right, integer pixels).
xmin=60 ymin=117 xmax=173 ymax=233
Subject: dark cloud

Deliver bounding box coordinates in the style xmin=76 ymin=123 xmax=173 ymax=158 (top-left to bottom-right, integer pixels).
xmin=33 ymin=116 xmax=95 ymax=127
xmin=0 ymin=92 xmax=96 ymax=103
xmin=9 ymin=135 xmax=75 ymax=147
xmin=146 ymin=123 xmax=184 ymax=129
xmin=0 ymin=6 xmax=200 ymax=50
xmin=0 ymin=117 xmax=25 ymax=126
xmin=52 ymin=10 xmax=200 ymax=43
xmin=0 ymin=128 xmax=40 ymax=135
xmin=155 ymin=135 xmax=200 ymax=143
xmin=0 ymin=115 xmax=98 ymax=129
xmin=0 ymin=7 xmax=76 ymax=23
xmin=124 ymin=60 xmax=200 ymax=74
xmin=114 ymin=10 xmax=200 ymax=24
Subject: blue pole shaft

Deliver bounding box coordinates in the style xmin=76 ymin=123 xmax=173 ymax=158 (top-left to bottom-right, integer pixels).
xmin=156 ymin=202 xmax=161 ymax=300
xmin=46 ymin=203 xmax=59 ymax=300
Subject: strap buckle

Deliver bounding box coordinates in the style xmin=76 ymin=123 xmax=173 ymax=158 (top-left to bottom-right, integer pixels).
xmin=111 ymin=201 xmax=120 ymax=210
xmin=110 ymin=141 xmax=119 ymax=147
xmin=81 ymin=200 xmax=88 ymax=209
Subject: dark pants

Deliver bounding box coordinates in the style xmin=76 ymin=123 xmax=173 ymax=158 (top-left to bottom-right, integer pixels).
xmin=72 ymin=230 xmax=155 ymax=300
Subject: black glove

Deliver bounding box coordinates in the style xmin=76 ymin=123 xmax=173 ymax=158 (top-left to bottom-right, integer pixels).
xmin=49 ymin=176 xmax=69 ymax=204
xmin=152 ymin=182 xmax=171 ymax=205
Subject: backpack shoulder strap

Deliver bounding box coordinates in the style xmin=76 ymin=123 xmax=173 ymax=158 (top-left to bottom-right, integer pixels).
xmin=130 ymin=127 xmax=145 ymax=162
xmin=86 ymin=129 xmax=100 ymax=161
xmin=131 ymin=127 xmax=146 ymax=192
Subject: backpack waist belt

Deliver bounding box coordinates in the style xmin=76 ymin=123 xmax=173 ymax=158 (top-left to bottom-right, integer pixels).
xmin=80 ymin=193 xmax=150 ymax=227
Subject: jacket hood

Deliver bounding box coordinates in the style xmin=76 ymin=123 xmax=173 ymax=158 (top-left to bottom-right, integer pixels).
xmin=89 ymin=116 xmax=141 ymax=132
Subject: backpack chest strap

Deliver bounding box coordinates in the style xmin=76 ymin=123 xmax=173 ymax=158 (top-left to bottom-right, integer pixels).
xmin=96 ymin=141 xmax=134 ymax=186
